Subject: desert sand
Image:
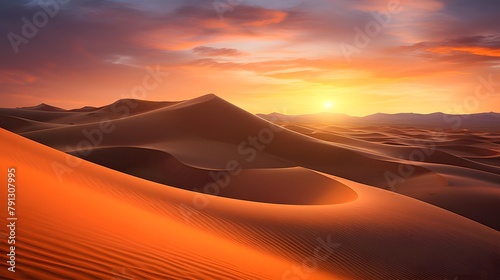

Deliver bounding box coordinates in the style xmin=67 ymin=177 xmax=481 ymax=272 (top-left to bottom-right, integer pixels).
xmin=1 ymin=94 xmax=499 ymax=279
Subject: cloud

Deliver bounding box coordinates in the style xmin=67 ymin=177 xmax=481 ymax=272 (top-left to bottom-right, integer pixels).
xmin=397 ymin=35 xmax=500 ymax=64
xmin=350 ymin=0 xmax=443 ymax=12
xmin=192 ymin=46 xmax=245 ymax=57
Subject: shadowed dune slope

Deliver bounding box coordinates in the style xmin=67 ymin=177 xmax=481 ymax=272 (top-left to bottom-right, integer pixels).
xmin=70 ymin=146 xmax=357 ymax=205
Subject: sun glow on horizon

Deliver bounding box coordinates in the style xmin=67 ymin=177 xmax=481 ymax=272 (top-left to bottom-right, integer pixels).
xmin=323 ymin=101 xmax=333 ymax=110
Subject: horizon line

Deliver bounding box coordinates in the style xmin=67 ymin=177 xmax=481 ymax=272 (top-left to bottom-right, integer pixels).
xmin=3 ymin=94 xmax=500 ymax=118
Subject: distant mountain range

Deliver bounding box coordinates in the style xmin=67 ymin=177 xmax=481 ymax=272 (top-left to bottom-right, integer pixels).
xmin=257 ymin=112 xmax=500 ymax=131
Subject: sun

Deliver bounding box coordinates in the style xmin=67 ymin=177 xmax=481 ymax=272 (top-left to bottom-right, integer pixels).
xmin=323 ymin=101 xmax=333 ymax=110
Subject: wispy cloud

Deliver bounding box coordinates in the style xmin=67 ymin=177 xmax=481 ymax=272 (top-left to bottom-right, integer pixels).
xmin=193 ymin=46 xmax=245 ymax=57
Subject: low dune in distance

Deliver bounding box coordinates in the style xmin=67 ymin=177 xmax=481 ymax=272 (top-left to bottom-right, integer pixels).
xmin=0 ymin=94 xmax=499 ymax=279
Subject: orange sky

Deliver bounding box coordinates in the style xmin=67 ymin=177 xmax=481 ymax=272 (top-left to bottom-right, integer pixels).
xmin=0 ymin=0 xmax=499 ymax=116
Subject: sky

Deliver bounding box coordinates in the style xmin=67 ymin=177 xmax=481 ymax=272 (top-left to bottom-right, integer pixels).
xmin=0 ymin=0 xmax=499 ymax=116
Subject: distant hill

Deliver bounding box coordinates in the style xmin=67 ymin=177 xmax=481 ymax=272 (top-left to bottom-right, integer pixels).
xmin=257 ymin=112 xmax=500 ymax=131
xmin=18 ymin=103 xmax=65 ymax=112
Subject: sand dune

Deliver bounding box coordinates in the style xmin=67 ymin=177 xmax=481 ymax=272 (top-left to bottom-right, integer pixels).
xmin=18 ymin=103 xmax=65 ymax=112
xmin=70 ymin=146 xmax=356 ymax=205
xmin=282 ymin=123 xmax=500 ymax=230
xmin=1 ymin=128 xmax=500 ymax=279
xmin=2 ymin=94 xmax=498 ymax=230
xmin=1 ymin=95 xmax=500 ymax=279
xmin=0 ymin=114 xmax=64 ymax=133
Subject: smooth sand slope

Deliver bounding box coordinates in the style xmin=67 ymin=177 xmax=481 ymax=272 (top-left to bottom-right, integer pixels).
xmin=1 ymin=94 xmax=499 ymax=230
xmin=1 ymin=128 xmax=500 ymax=279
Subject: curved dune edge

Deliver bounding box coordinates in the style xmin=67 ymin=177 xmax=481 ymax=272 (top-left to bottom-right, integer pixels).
xmin=68 ymin=146 xmax=358 ymax=205
xmin=1 ymin=129 xmax=500 ymax=279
